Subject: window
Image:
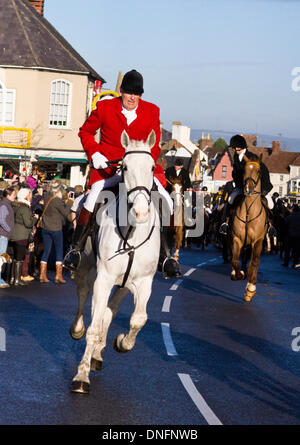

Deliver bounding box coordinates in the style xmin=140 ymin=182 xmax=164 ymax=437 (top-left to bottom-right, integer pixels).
xmin=0 ymin=81 xmax=16 ymax=125
xmin=292 ymin=181 xmax=297 ymax=192
xmin=279 ymin=186 xmax=283 ymax=196
xmin=49 ymin=79 xmax=72 ymax=128
xmin=280 ymin=175 xmax=284 ymax=182
xmin=222 ymin=165 xmax=227 ymax=178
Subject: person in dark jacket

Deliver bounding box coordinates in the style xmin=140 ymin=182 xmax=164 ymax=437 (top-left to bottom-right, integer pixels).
xmin=0 ymin=187 xmax=16 ymax=287
xmin=39 ymin=180 xmax=72 ymax=284
xmin=165 ymin=158 xmax=192 ymax=194
xmin=282 ymin=205 xmax=300 ymax=268
xmin=219 ymin=135 xmax=273 ymax=234
xmin=11 ymin=188 xmax=39 ymax=286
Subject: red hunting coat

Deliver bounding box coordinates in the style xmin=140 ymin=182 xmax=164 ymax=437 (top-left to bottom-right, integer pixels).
xmin=78 ymin=97 xmax=165 ymax=188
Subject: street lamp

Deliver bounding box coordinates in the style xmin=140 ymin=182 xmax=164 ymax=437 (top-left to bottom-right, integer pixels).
xmin=170 ymin=145 xmax=177 ymax=164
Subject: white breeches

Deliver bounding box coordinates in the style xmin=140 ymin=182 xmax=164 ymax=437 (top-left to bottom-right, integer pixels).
xmin=84 ymin=173 xmax=174 ymax=214
xmin=265 ymin=194 xmax=274 ymax=209
xmin=84 ymin=172 xmax=122 ymax=212
xmin=228 ymin=188 xmax=274 ymax=209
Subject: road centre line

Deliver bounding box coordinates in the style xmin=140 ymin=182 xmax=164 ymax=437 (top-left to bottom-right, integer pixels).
xmin=162 ymin=295 xmax=172 ymax=313
xmin=170 ymin=279 xmax=183 ymax=291
xmin=184 ymin=268 xmax=196 ymax=277
xmin=161 ymin=323 xmax=178 ymax=356
xmin=178 ymin=373 xmax=223 ymax=426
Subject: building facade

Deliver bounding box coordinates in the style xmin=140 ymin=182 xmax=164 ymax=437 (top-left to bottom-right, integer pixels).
xmin=0 ymin=0 xmax=105 ymax=186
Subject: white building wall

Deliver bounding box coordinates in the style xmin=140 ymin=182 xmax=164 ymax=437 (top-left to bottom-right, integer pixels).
xmin=269 ymin=173 xmax=289 ymax=196
xmin=171 ymin=122 xmax=208 ymax=163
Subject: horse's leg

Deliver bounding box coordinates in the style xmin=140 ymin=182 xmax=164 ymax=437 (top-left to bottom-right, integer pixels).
xmin=231 ymin=236 xmax=245 ymax=280
xmin=244 ymin=238 xmax=263 ymax=303
xmin=173 ymin=227 xmax=183 ymax=261
xmin=71 ymin=273 xmax=113 ymax=394
xmin=91 ymin=286 xmax=129 ymax=371
xmin=114 ymin=278 xmax=152 ymax=353
xmin=70 ymin=264 xmax=94 ymax=340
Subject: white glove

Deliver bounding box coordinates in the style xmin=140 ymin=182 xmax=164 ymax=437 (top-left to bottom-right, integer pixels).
xmin=92 ymin=152 xmax=109 ymax=169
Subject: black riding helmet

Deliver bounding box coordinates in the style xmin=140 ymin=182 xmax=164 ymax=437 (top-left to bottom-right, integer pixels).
xmin=228 ymin=135 xmax=247 ymax=149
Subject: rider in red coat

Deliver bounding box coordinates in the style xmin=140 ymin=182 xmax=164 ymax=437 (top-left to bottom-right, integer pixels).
xmin=65 ymin=70 xmax=180 ymax=278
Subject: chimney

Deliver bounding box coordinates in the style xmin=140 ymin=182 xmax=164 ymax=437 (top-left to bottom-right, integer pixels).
xmin=28 ymin=1 xmax=44 ymax=15
xmin=272 ymin=141 xmax=280 ymax=153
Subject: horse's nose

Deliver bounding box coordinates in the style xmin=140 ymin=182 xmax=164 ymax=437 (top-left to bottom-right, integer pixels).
xmin=135 ymin=208 xmax=150 ymax=223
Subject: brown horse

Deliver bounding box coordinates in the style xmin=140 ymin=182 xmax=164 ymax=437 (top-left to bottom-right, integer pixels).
xmin=167 ymin=176 xmax=185 ymax=261
xmin=230 ymin=155 xmax=267 ymax=302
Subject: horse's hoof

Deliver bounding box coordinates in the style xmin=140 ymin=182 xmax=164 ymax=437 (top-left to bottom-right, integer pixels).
xmin=90 ymin=357 xmax=103 ymax=372
xmin=240 ymin=270 xmax=246 ymax=280
xmin=244 ymin=290 xmax=256 ymax=303
xmin=69 ymin=325 xmax=86 ymax=341
xmin=113 ymin=334 xmax=128 ymax=354
xmin=70 ymin=380 xmax=90 ymax=394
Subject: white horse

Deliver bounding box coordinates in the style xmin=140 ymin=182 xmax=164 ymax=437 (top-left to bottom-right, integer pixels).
xmin=71 ymin=130 xmax=161 ymax=394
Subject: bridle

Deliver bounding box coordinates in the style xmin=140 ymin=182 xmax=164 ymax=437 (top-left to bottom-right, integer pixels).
xmin=107 ymin=150 xmax=154 ymax=205
xmin=235 ymin=161 xmax=266 ymax=246
xmin=107 ymin=150 xmax=156 ymax=288
xmin=243 ymin=161 xmax=261 ymax=197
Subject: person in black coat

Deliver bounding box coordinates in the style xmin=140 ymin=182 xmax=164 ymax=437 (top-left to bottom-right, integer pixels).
xmin=165 ymin=158 xmax=192 ymax=194
xmin=219 ymin=135 xmax=273 ymax=235
xmin=282 ymin=205 xmax=300 ymax=268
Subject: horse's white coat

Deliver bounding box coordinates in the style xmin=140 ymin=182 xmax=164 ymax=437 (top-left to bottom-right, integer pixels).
xmin=72 ymin=131 xmax=161 ymax=388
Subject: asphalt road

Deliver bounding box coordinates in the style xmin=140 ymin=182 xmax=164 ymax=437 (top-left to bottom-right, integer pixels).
xmin=0 ymin=245 xmax=299 ymax=426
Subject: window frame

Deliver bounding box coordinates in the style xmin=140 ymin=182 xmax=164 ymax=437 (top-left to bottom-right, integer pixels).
xmin=222 ymin=165 xmax=227 ymax=178
xmin=49 ymin=79 xmax=72 ymax=129
xmin=0 ymin=80 xmax=16 ymax=126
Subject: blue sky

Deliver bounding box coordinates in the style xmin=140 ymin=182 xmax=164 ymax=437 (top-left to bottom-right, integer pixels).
xmin=45 ymin=0 xmax=300 ymax=138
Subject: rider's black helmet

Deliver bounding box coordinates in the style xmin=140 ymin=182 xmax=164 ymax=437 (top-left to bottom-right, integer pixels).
xmin=120 ymin=70 xmax=144 ymax=95
xmin=228 ymin=135 xmax=247 ymax=149
xmin=175 ymin=157 xmax=184 ymax=166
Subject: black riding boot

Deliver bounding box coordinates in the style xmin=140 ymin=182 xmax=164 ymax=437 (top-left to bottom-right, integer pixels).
xmin=9 ymin=260 xmax=16 ymax=285
xmin=219 ymin=203 xmax=230 ymax=235
xmin=158 ymin=227 xmax=181 ymax=279
xmin=63 ymin=208 xmax=92 ymax=271
xmin=14 ymin=261 xmax=26 ymax=286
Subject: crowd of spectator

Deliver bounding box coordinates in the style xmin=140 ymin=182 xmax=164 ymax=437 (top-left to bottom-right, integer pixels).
xmin=0 ymin=174 xmax=87 ymax=288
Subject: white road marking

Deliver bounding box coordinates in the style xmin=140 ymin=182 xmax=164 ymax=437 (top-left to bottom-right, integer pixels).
xmin=197 ymin=262 xmax=206 ymax=267
xmin=170 ymin=279 xmax=183 ymax=291
xmin=184 ymin=268 xmax=196 ymax=277
xmin=162 ymin=295 xmax=172 ymax=313
xmin=178 ymin=373 xmax=223 ymax=426
xmin=161 ymin=323 xmax=178 ymax=356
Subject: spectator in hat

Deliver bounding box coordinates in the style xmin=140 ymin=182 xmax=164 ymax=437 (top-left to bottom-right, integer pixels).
xmin=219 ymin=134 xmax=273 ymax=235
xmin=64 ymin=69 xmax=180 ymax=279
xmin=10 ymin=188 xmax=39 ymax=285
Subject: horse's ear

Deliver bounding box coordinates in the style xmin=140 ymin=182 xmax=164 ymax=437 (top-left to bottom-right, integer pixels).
xmin=146 ymin=130 xmax=156 ymax=150
xmin=121 ymin=130 xmax=130 ymax=148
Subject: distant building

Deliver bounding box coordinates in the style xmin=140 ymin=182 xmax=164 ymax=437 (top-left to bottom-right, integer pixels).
xmin=0 ymin=0 xmax=105 ymax=186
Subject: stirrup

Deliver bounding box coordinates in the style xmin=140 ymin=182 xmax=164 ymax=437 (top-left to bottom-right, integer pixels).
xmin=63 ymin=248 xmax=82 ymax=272
xmin=162 ymin=257 xmax=181 ymax=279
xmin=219 ymin=223 xmax=228 ymax=235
